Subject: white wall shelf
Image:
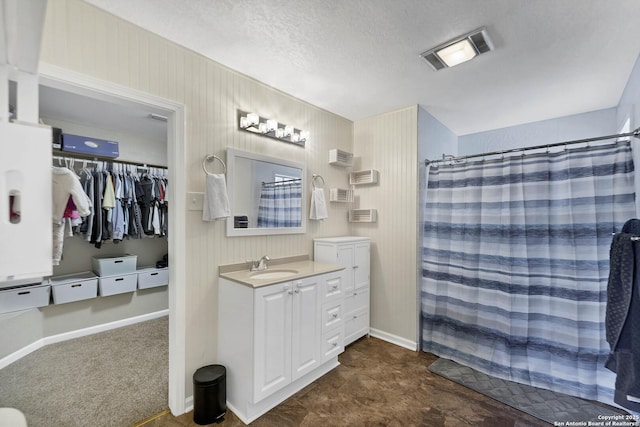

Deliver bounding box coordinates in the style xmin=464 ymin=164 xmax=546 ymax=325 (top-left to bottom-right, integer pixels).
xmin=329 ymin=188 xmax=354 ymax=203
xmin=349 ymin=169 xmax=378 ymax=185
xmin=348 ymin=209 xmax=377 ymax=223
xmin=329 ymin=149 xmax=353 ymax=167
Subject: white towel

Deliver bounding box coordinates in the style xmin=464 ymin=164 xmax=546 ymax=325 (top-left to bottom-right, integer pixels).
xmin=202 ymin=174 xmax=231 ymax=221
xmin=309 ymin=188 xmax=328 ymax=220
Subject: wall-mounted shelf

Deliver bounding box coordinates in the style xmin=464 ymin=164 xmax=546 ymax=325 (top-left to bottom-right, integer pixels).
xmin=329 ymin=149 xmax=353 ymax=167
xmin=349 ymin=209 xmax=377 ymax=223
xmin=330 ymin=188 xmax=354 ymax=203
xmin=349 ymin=169 xmax=378 ymax=185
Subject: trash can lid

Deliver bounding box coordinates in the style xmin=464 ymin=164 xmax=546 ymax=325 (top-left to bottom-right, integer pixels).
xmin=193 ymin=364 xmax=226 ymax=386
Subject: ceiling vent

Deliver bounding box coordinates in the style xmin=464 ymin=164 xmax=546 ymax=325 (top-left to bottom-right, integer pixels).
xmin=420 ymin=27 xmax=494 ymax=71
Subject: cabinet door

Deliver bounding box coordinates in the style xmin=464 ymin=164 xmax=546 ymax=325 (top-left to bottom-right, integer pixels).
xmin=0 ymin=121 xmax=52 ymax=282
xmin=353 ymin=242 xmax=370 ymax=290
xmin=291 ymin=276 xmax=321 ymax=380
xmin=254 ymin=282 xmax=293 ymax=402
xmin=337 ymin=245 xmax=355 ymax=292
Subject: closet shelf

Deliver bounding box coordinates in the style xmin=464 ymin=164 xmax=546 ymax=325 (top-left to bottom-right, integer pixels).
xmin=329 ymin=149 xmax=353 ymax=167
xmin=349 ymin=169 xmax=378 ymax=185
xmin=349 ymin=209 xmax=377 ymax=223
xmin=330 ymin=188 xmax=354 ymax=203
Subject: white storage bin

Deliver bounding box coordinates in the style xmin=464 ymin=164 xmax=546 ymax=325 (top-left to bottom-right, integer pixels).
xmin=137 ymin=267 xmax=169 ymax=289
xmin=92 ymin=254 xmax=137 ymax=277
xmin=98 ymin=272 xmax=138 ymax=297
xmin=50 ymin=272 xmax=98 ymax=305
xmin=0 ymin=282 xmax=50 ymax=314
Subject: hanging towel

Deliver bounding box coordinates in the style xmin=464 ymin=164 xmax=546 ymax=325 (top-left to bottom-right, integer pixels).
xmin=203 ymin=174 xmax=231 ymax=221
xmin=309 ymin=188 xmax=328 ymax=220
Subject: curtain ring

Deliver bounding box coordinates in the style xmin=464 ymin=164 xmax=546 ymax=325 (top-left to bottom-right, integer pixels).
xmin=312 ymin=174 xmax=325 ymax=189
xmin=202 ymin=154 xmax=227 ymax=175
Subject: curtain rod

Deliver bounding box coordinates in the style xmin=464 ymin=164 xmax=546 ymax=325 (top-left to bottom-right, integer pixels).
xmin=424 ymin=127 xmax=640 ymax=166
xmin=261 ymin=178 xmax=302 ymax=186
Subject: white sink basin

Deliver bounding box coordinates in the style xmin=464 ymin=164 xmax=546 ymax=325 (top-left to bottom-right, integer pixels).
xmin=250 ymin=269 xmax=298 ymax=280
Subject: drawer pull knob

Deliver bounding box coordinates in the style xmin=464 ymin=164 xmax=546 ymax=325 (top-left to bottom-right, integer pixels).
xmin=332 ymin=285 xmax=338 ymax=289
xmin=332 ymin=342 xmax=338 ymax=347
xmin=332 ymin=313 xmax=338 ymax=318
xmin=71 ymin=284 xmax=82 ymax=288
xmin=150 ymin=273 xmax=159 ymax=276
xmin=115 ymin=278 xmax=124 ymax=282
xmin=114 ymin=260 xmax=123 ymax=264
xmin=17 ymin=291 xmax=30 ymax=295
xmin=353 ymin=292 xmax=357 ymax=296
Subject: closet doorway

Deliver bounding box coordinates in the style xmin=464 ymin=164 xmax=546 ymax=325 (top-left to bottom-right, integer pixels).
xmin=37 ymin=64 xmax=187 ymax=415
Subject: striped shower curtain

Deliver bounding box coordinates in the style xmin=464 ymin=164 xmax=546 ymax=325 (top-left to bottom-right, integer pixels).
xmin=257 ymin=181 xmax=302 ymax=227
xmin=421 ymin=142 xmax=636 ymax=404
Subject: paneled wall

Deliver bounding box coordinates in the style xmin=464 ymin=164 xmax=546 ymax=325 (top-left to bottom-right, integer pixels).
xmin=39 ymin=0 xmax=352 ymax=397
xmin=352 ymin=106 xmax=418 ymax=347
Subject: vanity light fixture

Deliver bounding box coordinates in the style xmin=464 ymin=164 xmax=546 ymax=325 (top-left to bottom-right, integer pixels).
xmin=238 ymin=110 xmax=308 ymax=147
xmin=420 ymin=27 xmax=494 ymax=71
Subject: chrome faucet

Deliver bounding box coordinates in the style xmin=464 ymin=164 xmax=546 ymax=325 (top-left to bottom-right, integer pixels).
xmin=251 ymin=255 xmax=270 ymax=271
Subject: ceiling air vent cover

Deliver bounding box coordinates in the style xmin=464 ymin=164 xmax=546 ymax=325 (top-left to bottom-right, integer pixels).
xmin=420 ymin=27 xmax=494 ymax=71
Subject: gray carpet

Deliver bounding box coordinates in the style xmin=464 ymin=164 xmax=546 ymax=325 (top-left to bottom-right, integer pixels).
xmin=0 ymin=316 xmax=168 ymax=427
xmin=429 ymin=358 xmax=626 ymax=425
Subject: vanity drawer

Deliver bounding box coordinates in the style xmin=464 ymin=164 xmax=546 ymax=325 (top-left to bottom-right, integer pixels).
xmin=321 ymin=274 xmax=343 ymax=302
xmin=344 ymin=287 xmax=369 ymax=313
xmin=345 ymin=308 xmax=369 ymax=344
xmin=322 ymin=328 xmax=344 ymax=363
xmin=322 ymin=301 xmax=344 ymax=332
xmin=98 ymin=273 xmax=137 ymax=297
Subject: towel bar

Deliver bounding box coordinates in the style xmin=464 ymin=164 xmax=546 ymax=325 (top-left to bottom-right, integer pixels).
xmin=312 ymin=174 xmax=325 ymax=189
xmin=203 ymin=154 xmax=227 ymax=175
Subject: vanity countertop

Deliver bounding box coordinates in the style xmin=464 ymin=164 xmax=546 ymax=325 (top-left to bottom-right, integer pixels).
xmin=219 ymin=256 xmax=343 ymax=288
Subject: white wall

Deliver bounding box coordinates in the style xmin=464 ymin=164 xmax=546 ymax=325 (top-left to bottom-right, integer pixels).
xmin=616 ymin=53 xmax=640 ymax=216
xmin=458 ymin=108 xmax=617 ymax=155
xmin=418 ymin=106 xmax=458 ymax=162
xmin=617 ymin=53 xmax=640 ymax=132
xmin=37 ymin=0 xmax=352 ymax=398
xmin=352 ymin=106 xmax=419 ymax=348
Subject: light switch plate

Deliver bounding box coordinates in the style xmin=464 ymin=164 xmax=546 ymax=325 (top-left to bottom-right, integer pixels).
xmin=187 ymin=192 xmax=204 ymax=211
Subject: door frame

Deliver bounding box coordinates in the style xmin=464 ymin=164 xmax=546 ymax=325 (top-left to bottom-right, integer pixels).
xmin=38 ymin=63 xmax=188 ymax=414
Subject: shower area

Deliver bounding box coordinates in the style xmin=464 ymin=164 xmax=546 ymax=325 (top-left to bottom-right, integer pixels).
xmin=420 ymin=130 xmax=638 ymax=406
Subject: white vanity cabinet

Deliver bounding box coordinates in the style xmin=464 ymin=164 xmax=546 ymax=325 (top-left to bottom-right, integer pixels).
xmin=314 ymin=237 xmax=370 ymax=345
xmin=218 ymin=269 xmax=343 ymax=424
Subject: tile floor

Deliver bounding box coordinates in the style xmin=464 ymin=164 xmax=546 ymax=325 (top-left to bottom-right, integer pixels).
xmin=142 ymin=336 xmax=548 ymax=426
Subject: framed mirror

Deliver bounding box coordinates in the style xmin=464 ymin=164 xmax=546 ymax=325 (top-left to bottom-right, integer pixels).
xmin=226 ymin=148 xmax=307 ymax=236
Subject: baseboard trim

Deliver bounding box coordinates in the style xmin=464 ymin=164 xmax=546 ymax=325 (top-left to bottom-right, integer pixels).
xmin=369 ymin=328 xmax=418 ymax=351
xmin=0 ymin=309 xmax=169 ymax=370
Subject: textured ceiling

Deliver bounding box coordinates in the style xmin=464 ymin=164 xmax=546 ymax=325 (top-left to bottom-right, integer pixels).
xmin=84 ymin=0 xmax=640 ymax=136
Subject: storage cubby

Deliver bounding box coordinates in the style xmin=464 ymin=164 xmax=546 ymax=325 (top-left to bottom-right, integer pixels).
xmin=349 ymin=169 xmax=378 ymax=185
xmin=348 ymin=209 xmax=377 ymax=223
xmin=329 ymin=149 xmax=353 ymax=167
xmin=329 ymin=188 xmax=354 ymax=203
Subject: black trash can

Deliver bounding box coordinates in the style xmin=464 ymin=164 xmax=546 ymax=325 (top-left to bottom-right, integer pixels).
xmin=193 ymin=364 xmax=226 ymax=425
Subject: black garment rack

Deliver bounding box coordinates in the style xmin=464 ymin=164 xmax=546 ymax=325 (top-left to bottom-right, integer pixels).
xmin=424 ymin=127 xmax=640 ymax=166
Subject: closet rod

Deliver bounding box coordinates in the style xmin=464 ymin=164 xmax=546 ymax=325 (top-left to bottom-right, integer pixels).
xmin=424 ymin=126 xmax=640 ymax=166
xmin=52 ymin=154 xmax=167 ymax=169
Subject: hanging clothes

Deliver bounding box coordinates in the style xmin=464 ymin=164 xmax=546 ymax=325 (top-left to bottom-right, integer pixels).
xmin=606 ymin=219 xmax=640 ymax=411
xmin=51 ymin=166 xmax=92 ymax=265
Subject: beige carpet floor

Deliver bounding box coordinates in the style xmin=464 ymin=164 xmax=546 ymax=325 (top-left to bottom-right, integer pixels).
xmin=0 ymin=316 xmax=168 ymax=427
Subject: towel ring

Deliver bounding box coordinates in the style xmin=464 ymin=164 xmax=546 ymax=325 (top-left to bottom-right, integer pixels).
xmin=202 ymin=154 xmax=227 ymax=175
xmin=312 ymin=174 xmax=325 ymax=189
